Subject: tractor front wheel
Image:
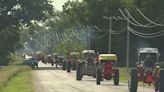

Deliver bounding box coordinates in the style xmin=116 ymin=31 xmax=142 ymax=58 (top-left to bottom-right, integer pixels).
xmin=96 ymin=68 xmax=101 ymax=85
xmin=62 ymin=62 xmax=66 ymax=70
xmin=67 ymin=64 xmax=71 ymax=73
xmin=159 ymin=70 xmax=164 ymax=92
xmin=76 ymin=63 xmax=82 ymax=80
xmin=72 ymin=63 xmax=76 ymax=70
xmin=128 ymin=69 xmax=138 ymax=92
xmin=114 ymin=69 xmax=119 ymax=85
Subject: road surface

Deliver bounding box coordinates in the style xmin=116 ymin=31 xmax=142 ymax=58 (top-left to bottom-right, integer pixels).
xmin=33 ymin=62 xmax=154 ymax=92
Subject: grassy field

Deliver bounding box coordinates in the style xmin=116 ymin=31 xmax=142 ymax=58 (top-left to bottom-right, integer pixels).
xmin=0 ymin=65 xmax=34 ymax=92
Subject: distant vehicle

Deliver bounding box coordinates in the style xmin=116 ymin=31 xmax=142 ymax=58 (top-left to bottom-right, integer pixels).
xmin=23 ymin=57 xmax=38 ymax=68
xmin=96 ymin=54 xmax=119 ymax=85
xmin=70 ymin=52 xmax=81 ymax=70
xmin=128 ymin=48 xmax=164 ymax=92
xmin=55 ymin=55 xmax=65 ymax=68
xmin=76 ymin=50 xmax=96 ymax=80
xmin=35 ymin=51 xmax=45 ymax=63
xmin=46 ymin=54 xmax=54 ymax=66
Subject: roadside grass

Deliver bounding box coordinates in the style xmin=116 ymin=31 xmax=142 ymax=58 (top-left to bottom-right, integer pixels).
xmin=0 ymin=65 xmax=34 ymax=92
xmin=118 ymin=67 xmax=129 ymax=83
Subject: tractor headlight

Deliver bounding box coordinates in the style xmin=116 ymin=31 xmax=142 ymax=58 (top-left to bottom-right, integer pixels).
xmin=156 ymin=66 xmax=160 ymax=68
xmin=140 ymin=64 xmax=143 ymax=67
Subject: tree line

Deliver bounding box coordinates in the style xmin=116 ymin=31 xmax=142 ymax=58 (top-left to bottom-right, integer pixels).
xmin=1 ymin=0 xmax=164 ymax=66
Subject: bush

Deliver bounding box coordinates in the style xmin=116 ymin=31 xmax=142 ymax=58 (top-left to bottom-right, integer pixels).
xmin=7 ymin=53 xmax=24 ymax=65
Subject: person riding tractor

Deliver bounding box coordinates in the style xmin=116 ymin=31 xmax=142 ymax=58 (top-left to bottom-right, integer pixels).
xmin=129 ymin=48 xmax=164 ymax=92
xmin=143 ymin=54 xmax=154 ymax=68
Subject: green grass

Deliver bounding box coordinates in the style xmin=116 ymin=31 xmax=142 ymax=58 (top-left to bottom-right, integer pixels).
xmin=0 ymin=65 xmax=34 ymax=92
xmin=1 ymin=71 xmax=34 ymax=92
xmin=119 ymin=67 xmax=129 ymax=83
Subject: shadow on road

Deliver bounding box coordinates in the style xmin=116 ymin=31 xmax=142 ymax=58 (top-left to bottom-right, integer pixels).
xmin=100 ymin=83 xmax=126 ymax=87
xmin=82 ymin=79 xmax=96 ymax=82
xmin=33 ymin=67 xmax=63 ymax=71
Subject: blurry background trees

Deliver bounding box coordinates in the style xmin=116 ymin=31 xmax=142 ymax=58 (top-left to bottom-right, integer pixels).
xmin=0 ymin=0 xmax=53 ymax=65
xmin=2 ymin=0 xmax=164 ymax=67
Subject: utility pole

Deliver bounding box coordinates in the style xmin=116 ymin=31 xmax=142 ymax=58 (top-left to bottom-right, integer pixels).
xmin=103 ymin=16 xmax=112 ymax=53
xmin=126 ymin=15 xmax=130 ymax=73
xmin=88 ymin=29 xmax=91 ymax=50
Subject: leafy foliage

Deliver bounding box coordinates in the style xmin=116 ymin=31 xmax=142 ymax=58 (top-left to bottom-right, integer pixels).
xmin=0 ymin=0 xmax=53 ymax=65
xmin=61 ymin=0 xmax=164 ymax=66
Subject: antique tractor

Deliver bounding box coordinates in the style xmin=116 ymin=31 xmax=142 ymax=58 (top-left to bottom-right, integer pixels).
xmin=96 ymin=54 xmax=119 ymax=85
xmin=46 ymin=54 xmax=54 ymax=66
xmin=70 ymin=52 xmax=81 ymax=70
xmin=76 ymin=50 xmax=96 ymax=80
xmin=56 ymin=55 xmax=65 ymax=68
xmin=128 ymin=48 xmax=164 ymax=92
xmin=35 ymin=51 xmax=45 ymax=64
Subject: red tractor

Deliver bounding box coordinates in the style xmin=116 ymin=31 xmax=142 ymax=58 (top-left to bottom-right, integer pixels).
xmin=128 ymin=48 xmax=164 ymax=92
xmin=96 ymin=54 xmax=119 ymax=85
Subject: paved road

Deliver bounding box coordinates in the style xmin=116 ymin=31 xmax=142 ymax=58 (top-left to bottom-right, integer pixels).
xmin=33 ymin=62 xmax=155 ymax=92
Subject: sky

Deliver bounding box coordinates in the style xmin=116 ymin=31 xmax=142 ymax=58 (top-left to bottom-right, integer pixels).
xmin=52 ymin=0 xmax=68 ymax=11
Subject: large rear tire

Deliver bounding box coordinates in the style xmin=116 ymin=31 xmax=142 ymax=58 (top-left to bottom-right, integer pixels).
xmin=96 ymin=68 xmax=101 ymax=85
xmin=129 ymin=69 xmax=138 ymax=92
xmin=76 ymin=63 xmax=82 ymax=80
xmin=114 ymin=69 xmax=119 ymax=85
xmin=159 ymin=70 xmax=164 ymax=92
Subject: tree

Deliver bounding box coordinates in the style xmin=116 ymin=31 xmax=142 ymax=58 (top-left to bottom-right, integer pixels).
xmin=61 ymin=0 xmax=164 ymax=66
xmin=0 ymin=0 xmax=53 ymax=65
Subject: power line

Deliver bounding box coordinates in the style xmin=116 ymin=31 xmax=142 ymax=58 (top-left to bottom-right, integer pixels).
xmin=119 ymin=9 xmax=158 ymax=28
xmin=124 ymin=9 xmax=157 ymax=28
xmin=95 ymin=24 xmax=126 ymax=35
xmin=129 ymin=27 xmax=164 ymax=38
xmin=137 ymin=8 xmax=164 ymax=26
xmin=128 ymin=27 xmax=164 ymax=36
xmin=111 ymin=28 xmax=126 ymax=34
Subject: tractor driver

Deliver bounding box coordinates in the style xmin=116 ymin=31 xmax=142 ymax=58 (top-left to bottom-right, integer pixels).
xmin=87 ymin=54 xmax=94 ymax=65
xmin=144 ymin=54 xmax=154 ymax=68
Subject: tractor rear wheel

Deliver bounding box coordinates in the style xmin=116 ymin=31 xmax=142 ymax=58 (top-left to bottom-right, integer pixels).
xmin=159 ymin=70 xmax=164 ymax=92
xmin=72 ymin=63 xmax=76 ymax=70
xmin=96 ymin=68 xmax=101 ymax=85
xmin=114 ymin=69 xmax=119 ymax=85
xmin=76 ymin=63 xmax=82 ymax=80
xmin=56 ymin=64 xmax=58 ymax=68
xmin=67 ymin=61 xmax=71 ymax=73
xmin=62 ymin=62 xmax=66 ymax=70
xmin=51 ymin=62 xmax=54 ymax=66
xmin=129 ymin=69 xmax=138 ymax=92
xmin=67 ymin=65 xmax=71 ymax=73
